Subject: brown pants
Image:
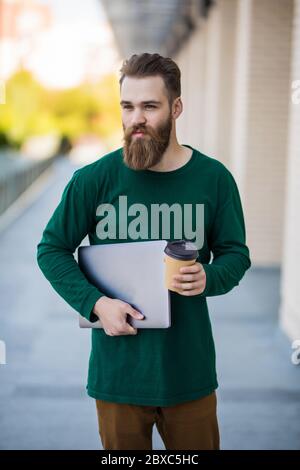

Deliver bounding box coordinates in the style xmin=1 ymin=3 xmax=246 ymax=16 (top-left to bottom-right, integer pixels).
xmin=95 ymin=391 xmax=220 ymax=450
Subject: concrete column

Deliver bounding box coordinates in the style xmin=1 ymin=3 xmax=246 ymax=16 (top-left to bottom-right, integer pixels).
xmin=175 ymin=0 xmax=239 ymax=161
xmin=216 ymin=0 xmax=239 ymax=168
xmin=201 ymin=3 xmax=222 ymax=157
xmin=280 ymin=0 xmax=300 ymax=340
xmin=231 ymin=0 xmax=293 ymax=265
xmin=184 ymin=19 xmax=206 ymax=149
xmin=175 ymin=47 xmax=189 ymax=141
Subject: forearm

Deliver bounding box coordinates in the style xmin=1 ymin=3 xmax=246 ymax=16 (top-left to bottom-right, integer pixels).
xmin=36 ymin=170 xmax=106 ymax=322
xmin=37 ymin=242 xmax=104 ymax=322
xmin=200 ymin=251 xmax=251 ymax=297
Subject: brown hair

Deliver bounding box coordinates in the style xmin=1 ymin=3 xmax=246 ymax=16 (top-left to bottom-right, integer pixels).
xmin=119 ymin=53 xmax=181 ymax=107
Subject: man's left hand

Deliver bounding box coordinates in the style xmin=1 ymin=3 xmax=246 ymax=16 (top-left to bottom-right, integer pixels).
xmin=171 ymin=262 xmax=206 ymax=296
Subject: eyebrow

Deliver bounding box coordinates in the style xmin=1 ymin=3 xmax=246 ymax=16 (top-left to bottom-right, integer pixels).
xmin=120 ymin=100 xmax=161 ymax=105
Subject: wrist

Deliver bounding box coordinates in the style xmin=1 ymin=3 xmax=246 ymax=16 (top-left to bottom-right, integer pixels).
xmin=93 ymin=295 xmax=110 ymax=318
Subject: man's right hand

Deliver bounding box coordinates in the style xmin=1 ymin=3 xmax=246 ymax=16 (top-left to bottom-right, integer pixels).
xmin=92 ymin=296 xmax=144 ymax=336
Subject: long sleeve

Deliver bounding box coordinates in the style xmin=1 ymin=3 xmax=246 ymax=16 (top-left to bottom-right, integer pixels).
xmin=199 ymin=166 xmax=251 ymax=297
xmin=36 ymin=169 xmax=104 ymax=322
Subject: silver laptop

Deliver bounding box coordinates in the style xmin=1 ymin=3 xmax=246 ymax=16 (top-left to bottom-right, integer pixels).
xmin=77 ymin=239 xmax=171 ymax=329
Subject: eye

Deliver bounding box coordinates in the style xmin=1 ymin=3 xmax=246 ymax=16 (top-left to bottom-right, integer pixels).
xmin=145 ymin=105 xmax=156 ymax=109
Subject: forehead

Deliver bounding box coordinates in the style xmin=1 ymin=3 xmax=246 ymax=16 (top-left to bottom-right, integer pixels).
xmin=120 ymin=75 xmax=168 ymax=103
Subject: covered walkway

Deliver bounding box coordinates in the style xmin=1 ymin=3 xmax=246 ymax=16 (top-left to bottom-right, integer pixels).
xmin=0 ymin=157 xmax=299 ymax=450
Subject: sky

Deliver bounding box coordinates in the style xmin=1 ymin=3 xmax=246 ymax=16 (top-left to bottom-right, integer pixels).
xmin=26 ymin=0 xmax=121 ymax=89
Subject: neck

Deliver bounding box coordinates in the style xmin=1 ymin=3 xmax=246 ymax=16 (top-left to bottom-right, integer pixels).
xmin=148 ymin=139 xmax=192 ymax=172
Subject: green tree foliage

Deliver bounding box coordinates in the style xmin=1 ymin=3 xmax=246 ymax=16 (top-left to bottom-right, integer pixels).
xmin=0 ymin=68 xmax=122 ymax=149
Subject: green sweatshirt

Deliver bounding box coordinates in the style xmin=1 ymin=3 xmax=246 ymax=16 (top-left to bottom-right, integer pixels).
xmin=36 ymin=144 xmax=251 ymax=406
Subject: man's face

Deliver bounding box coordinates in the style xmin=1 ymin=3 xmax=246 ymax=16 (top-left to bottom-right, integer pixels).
xmin=120 ymin=76 xmax=173 ymax=170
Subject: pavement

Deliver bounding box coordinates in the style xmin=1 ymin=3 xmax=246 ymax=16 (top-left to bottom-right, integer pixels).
xmin=0 ymin=156 xmax=299 ymax=450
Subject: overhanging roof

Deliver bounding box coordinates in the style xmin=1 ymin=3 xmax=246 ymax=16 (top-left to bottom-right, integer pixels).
xmin=101 ymin=0 xmax=214 ymax=58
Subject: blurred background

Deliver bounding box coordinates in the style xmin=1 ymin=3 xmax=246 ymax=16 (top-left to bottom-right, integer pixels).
xmin=0 ymin=0 xmax=299 ymax=450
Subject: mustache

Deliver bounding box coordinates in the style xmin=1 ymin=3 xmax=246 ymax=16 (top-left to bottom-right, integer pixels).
xmin=123 ymin=124 xmax=166 ymax=143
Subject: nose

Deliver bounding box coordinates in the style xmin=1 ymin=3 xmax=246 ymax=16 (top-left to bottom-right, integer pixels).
xmin=131 ymin=108 xmax=146 ymax=128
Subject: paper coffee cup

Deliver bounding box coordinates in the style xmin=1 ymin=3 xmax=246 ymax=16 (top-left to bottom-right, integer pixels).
xmin=164 ymin=240 xmax=199 ymax=293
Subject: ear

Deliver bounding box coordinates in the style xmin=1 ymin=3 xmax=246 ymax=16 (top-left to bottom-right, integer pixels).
xmin=172 ymin=97 xmax=183 ymax=119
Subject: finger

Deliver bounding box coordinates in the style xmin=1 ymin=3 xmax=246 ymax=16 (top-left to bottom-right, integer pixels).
xmin=179 ymin=263 xmax=202 ymax=274
xmin=124 ymin=303 xmax=144 ymax=319
xmin=179 ymin=288 xmax=203 ymax=296
xmin=104 ymin=329 xmax=112 ymax=336
xmin=122 ymin=325 xmax=137 ymax=335
xmin=173 ymin=273 xmax=198 ymax=282
xmin=109 ymin=324 xmax=137 ymax=335
xmin=172 ymin=280 xmax=202 ymax=291
xmin=118 ymin=317 xmax=139 ymax=334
